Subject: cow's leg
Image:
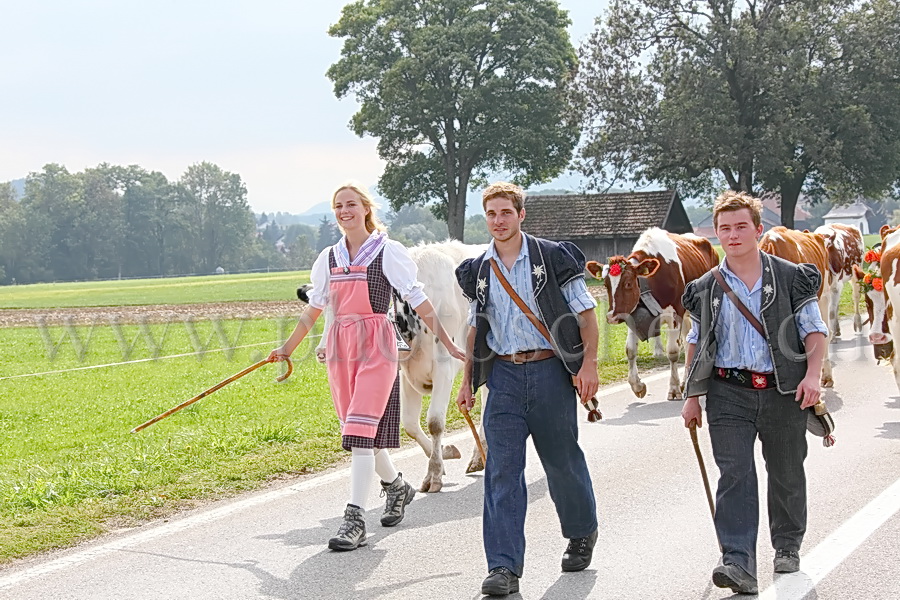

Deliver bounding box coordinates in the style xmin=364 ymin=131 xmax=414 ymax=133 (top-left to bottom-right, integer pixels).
xmin=419 ymin=360 xmax=459 ymax=493
xmin=851 ymin=276 xmax=863 ymax=333
xmin=626 ymin=328 xmax=647 ymax=398
xmin=665 ymin=311 xmax=682 ymax=401
xmin=829 ymin=284 xmax=842 ymax=341
xmin=399 ymin=374 xmax=431 ymax=457
xmin=465 ymin=386 xmax=489 ymax=474
xmin=818 ymin=294 xmax=834 ymax=387
xmin=652 ymin=335 xmax=664 ymax=358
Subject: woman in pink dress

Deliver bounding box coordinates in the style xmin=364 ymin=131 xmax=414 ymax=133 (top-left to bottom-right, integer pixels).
xmin=269 ymin=182 xmax=465 ymax=551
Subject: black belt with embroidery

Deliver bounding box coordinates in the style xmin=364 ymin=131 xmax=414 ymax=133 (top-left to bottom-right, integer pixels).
xmin=714 ymin=367 xmax=776 ymax=390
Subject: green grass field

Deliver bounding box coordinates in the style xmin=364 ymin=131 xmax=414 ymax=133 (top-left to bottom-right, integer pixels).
xmin=0 ymin=275 xmax=669 ymax=563
xmin=0 ymin=270 xmax=312 ymax=309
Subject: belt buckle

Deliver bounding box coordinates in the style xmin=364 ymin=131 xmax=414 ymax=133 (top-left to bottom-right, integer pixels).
xmin=512 ymin=351 xmax=528 ymax=365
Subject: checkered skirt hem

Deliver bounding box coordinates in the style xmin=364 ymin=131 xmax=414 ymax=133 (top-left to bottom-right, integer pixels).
xmin=341 ymin=373 xmax=401 ymax=451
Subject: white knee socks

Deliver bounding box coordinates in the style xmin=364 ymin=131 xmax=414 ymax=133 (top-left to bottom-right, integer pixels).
xmin=349 ymin=447 xmax=375 ymax=508
xmin=374 ymin=448 xmax=399 ymax=484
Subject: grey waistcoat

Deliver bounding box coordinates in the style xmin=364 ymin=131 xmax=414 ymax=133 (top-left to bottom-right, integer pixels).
xmin=682 ymin=252 xmax=822 ymax=397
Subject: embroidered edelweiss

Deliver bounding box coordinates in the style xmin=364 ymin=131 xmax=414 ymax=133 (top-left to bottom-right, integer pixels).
xmin=477 ymin=278 xmax=487 ymax=292
xmin=763 ymin=283 xmax=773 ymax=296
xmin=712 ymin=297 xmax=720 ymax=309
xmin=532 ymin=264 xmax=545 ymax=278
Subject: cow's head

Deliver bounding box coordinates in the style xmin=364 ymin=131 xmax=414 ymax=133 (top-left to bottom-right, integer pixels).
xmin=818 ymin=228 xmax=844 ymax=276
xmin=856 ymin=264 xmax=894 ymax=359
xmin=392 ymin=297 xmax=421 ymax=345
xmin=586 ymin=255 xmax=660 ymax=324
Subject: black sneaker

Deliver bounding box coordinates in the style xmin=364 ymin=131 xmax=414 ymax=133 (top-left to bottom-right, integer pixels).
xmin=561 ymin=529 xmax=598 ymax=572
xmin=774 ymin=549 xmax=800 ymax=573
xmin=481 ymin=567 xmax=519 ymax=596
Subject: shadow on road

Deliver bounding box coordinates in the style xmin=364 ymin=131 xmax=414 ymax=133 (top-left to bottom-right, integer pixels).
xmin=217 ymin=474 xmax=569 ymax=598
xmin=877 ymin=422 xmax=900 ymax=440
xmin=600 ymin=399 xmax=682 ymax=427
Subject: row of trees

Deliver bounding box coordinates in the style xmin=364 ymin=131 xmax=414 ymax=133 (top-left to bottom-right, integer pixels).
xmin=327 ymin=0 xmax=900 ymax=235
xmin=0 ymin=163 xmax=284 ymax=285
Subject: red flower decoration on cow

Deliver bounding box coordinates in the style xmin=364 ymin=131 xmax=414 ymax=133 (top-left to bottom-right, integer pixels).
xmin=865 ymin=249 xmax=882 ymax=264
xmin=860 ymin=247 xmax=884 ymax=294
xmin=609 ymin=263 xmax=622 ymax=276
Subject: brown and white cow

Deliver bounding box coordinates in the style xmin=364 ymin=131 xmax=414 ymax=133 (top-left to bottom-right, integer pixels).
xmin=859 ymin=225 xmax=900 ymax=391
xmin=758 ymin=226 xmax=834 ymax=386
xmin=815 ymin=223 xmax=865 ymax=337
xmin=586 ymin=228 xmax=720 ymax=401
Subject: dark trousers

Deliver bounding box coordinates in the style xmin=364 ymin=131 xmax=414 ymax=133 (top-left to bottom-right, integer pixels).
xmin=706 ymin=377 xmax=808 ymax=578
xmin=483 ymin=357 xmax=598 ymax=577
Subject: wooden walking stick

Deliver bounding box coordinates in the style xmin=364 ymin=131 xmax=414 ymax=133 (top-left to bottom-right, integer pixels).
xmin=689 ymin=420 xmax=715 ymax=519
xmin=460 ymin=405 xmax=487 ymax=465
xmin=131 ymin=357 xmax=293 ymax=433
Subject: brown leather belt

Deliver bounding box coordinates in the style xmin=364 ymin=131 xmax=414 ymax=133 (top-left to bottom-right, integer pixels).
xmin=497 ymin=349 xmax=556 ymax=364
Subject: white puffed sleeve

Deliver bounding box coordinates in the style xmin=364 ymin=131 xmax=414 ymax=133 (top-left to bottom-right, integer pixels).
xmin=382 ymin=240 xmax=428 ymax=308
xmin=305 ymin=247 xmax=332 ymax=309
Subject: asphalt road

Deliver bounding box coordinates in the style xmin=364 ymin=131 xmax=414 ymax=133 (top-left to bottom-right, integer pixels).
xmin=2 ymin=321 xmax=899 ymax=600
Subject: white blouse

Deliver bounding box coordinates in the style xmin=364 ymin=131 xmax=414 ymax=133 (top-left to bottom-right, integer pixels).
xmin=305 ymin=236 xmax=428 ymax=310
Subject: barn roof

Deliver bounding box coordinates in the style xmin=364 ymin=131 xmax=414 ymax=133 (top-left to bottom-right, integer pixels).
xmin=523 ymin=190 xmax=684 ymax=239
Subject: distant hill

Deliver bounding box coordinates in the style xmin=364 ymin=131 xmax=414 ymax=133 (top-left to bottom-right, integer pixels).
xmin=8 ymin=178 xmax=25 ymax=199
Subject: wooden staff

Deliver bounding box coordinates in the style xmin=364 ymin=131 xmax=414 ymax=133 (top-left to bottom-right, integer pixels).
xmin=131 ymin=358 xmax=293 ymax=433
xmin=689 ymin=420 xmax=715 ymax=519
xmin=460 ymin=405 xmax=487 ymax=465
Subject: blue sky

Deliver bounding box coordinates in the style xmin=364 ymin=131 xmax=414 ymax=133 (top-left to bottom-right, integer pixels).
xmin=0 ymin=1 xmax=607 ymax=214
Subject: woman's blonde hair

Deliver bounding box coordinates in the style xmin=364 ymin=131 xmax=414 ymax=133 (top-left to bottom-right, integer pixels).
xmin=331 ymin=182 xmax=386 ymax=233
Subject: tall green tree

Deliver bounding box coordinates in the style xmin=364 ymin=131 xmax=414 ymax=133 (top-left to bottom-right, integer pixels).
xmin=121 ymin=167 xmax=184 ymax=277
xmin=327 ymin=0 xmax=579 ymax=240
xmin=178 ymin=162 xmax=255 ymax=273
xmin=0 ymin=183 xmax=24 ymax=284
xmin=573 ymin=0 xmax=900 ymax=227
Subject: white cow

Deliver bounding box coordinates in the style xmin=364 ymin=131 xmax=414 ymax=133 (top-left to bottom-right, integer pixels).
xmin=298 ymin=240 xmax=487 ymax=492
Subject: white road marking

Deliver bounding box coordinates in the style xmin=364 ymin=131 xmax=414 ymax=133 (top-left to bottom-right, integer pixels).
xmin=758 ymin=476 xmax=900 ymax=599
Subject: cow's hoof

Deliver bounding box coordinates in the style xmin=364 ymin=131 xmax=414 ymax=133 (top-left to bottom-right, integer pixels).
xmin=667 ymin=393 xmax=682 ymax=401
xmin=466 ymin=457 xmax=485 ymax=474
xmin=420 ymin=476 xmax=443 ymax=493
xmin=315 ymin=351 xmax=326 ymax=363
xmin=853 ymin=316 xmax=862 ymax=332
xmin=442 ymin=444 xmax=462 ymax=460
xmin=822 ymin=378 xmax=834 ymax=388
xmin=633 ymin=383 xmax=647 ymax=398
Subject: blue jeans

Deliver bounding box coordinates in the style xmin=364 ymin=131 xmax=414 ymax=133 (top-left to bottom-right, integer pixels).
xmin=483 ymin=357 xmax=598 ymax=577
xmin=706 ymin=377 xmax=808 ymax=578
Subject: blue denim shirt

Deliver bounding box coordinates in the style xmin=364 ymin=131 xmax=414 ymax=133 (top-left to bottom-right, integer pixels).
xmin=466 ymin=239 xmax=596 ymax=355
xmin=685 ymin=257 xmax=828 ymax=372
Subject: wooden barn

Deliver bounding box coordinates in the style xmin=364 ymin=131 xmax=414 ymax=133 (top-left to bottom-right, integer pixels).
xmin=522 ymin=190 xmax=693 ymax=262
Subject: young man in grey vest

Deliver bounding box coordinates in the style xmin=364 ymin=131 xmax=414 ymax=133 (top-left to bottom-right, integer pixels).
xmin=455 ymin=182 xmax=600 ymax=597
xmin=682 ymin=190 xmax=828 ymax=594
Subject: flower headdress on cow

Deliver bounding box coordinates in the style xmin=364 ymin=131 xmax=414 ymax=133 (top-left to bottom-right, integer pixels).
xmin=859 ymin=247 xmax=883 ymax=293
xmin=606 ymin=256 xmax=629 ymax=277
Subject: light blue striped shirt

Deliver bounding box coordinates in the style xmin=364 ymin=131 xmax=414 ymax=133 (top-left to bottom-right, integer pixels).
xmin=685 ymin=257 xmax=828 ymax=372
xmin=466 ymin=238 xmax=597 ymax=355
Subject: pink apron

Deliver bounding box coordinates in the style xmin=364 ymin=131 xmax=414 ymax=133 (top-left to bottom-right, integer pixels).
xmin=325 ymin=262 xmax=399 ymax=441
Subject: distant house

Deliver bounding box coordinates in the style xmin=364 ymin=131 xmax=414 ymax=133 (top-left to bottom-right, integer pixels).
xmin=822 ymin=200 xmax=875 ymax=235
xmin=522 ymin=190 xmax=692 ymax=261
